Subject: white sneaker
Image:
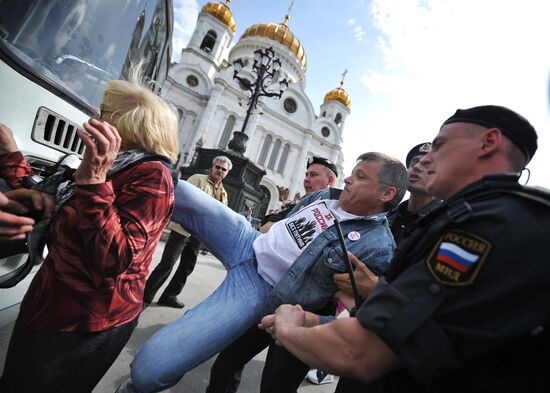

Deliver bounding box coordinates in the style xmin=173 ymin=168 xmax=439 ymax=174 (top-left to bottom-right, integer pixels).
xmin=306 ymin=369 xmax=334 ymax=385
xmin=115 ymin=378 xmax=141 ymax=393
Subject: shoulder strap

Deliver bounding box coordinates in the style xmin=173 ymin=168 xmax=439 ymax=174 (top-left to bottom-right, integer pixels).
xmin=111 ymin=155 xmax=178 ymax=185
xmin=450 ymin=184 xmax=550 ymax=223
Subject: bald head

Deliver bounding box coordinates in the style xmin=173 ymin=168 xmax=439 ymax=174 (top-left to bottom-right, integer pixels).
xmin=420 ymin=121 xmax=529 ymax=200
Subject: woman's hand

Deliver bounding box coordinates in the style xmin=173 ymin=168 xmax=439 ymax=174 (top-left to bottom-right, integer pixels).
xmin=75 ymin=119 xmax=121 ymax=185
xmin=333 ymin=252 xmax=379 ymax=298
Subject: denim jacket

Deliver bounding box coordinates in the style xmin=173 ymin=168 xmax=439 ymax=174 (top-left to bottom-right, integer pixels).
xmin=262 ymin=188 xmax=396 ymax=315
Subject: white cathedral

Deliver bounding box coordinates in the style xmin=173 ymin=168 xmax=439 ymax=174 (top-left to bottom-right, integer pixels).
xmin=162 ymin=0 xmax=351 ymax=211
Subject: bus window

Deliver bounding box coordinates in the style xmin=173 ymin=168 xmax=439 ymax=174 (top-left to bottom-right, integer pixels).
xmin=0 ymin=0 xmax=172 ymax=112
xmin=0 ymin=0 xmax=173 ymax=324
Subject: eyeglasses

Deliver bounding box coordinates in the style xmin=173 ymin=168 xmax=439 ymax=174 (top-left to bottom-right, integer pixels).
xmin=214 ymin=165 xmax=228 ymax=172
xmin=99 ymin=105 xmax=114 ymax=119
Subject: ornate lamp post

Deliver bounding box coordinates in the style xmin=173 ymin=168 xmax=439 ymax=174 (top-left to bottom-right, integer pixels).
xmin=227 ymin=46 xmax=289 ymax=155
xmin=181 ymin=48 xmax=287 ymax=224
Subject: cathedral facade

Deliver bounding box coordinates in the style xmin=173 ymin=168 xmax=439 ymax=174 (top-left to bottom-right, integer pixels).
xmin=162 ymin=1 xmax=351 ymax=211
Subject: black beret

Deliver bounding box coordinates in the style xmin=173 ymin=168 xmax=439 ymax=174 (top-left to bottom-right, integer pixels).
xmin=442 ymin=105 xmax=538 ymax=164
xmin=406 ymin=142 xmax=432 ymax=168
xmin=307 ymin=156 xmax=338 ymax=177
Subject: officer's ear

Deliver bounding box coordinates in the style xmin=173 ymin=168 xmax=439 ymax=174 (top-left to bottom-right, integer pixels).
xmin=479 ymin=127 xmax=502 ymax=158
xmin=328 ymin=175 xmax=336 ymax=187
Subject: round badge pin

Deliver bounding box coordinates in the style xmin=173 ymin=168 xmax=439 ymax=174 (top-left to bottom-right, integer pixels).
xmin=347 ymin=231 xmax=361 ymax=241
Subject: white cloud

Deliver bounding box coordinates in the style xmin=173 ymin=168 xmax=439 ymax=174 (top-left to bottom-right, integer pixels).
xmin=346 ymin=0 xmax=550 ymax=187
xmin=172 ymin=0 xmax=200 ymax=62
xmin=349 ymin=20 xmax=366 ymax=42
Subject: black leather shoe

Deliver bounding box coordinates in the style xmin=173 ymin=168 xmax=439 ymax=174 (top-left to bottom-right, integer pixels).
xmin=157 ymin=296 xmax=185 ymax=309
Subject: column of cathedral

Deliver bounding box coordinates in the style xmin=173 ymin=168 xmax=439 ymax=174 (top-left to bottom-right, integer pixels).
xmin=330 ymin=149 xmax=344 ymax=187
xmin=179 ymin=114 xmax=196 ymax=165
xmin=189 ymin=84 xmax=224 ymax=153
xmin=287 ymin=132 xmax=312 ymax=200
xmin=330 ymin=149 xmax=340 ymax=164
xmin=243 ymin=110 xmax=261 ymax=153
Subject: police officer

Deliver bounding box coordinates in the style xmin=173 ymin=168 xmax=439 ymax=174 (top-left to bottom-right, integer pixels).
xmin=260 ymin=105 xmax=550 ymax=392
xmin=386 ymin=142 xmax=441 ymax=244
xmin=332 ymin=143 xmax=442 ymax=393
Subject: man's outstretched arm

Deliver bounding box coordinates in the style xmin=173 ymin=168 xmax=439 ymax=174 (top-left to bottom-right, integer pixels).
xmin=260 ymin=304 xmax=402 ymax=383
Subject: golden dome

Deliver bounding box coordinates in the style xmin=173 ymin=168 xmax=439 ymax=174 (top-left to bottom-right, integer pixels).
xmin=324 ymin=84 xmax=351 ymax=108
xmin=240 ymin=17 xmax=307 ymax=71
xmin=202 ymin=1 xmax=236 ymax=32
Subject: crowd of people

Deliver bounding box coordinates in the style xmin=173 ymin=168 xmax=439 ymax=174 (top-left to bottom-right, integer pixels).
xmin=0 ymin=68 xmax=548 ymax=393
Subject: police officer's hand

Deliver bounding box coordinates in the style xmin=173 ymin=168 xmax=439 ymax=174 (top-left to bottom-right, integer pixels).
xmin=3 ymin=189 xmax=54 ymax=219
xmin=259 ymin=221 xmax=276 ymax=233
xmin=75 ymin=118 xmax=121 ymax=185
xmin=0 ymin=192 xmax=34 ymax=241
xmin=333 ymin=252 xmax=379 ymax=298
xmin=0 ymin=123 xmax=19 ymax=154
xmin=259 ymin=305 xmax=320 ymax=344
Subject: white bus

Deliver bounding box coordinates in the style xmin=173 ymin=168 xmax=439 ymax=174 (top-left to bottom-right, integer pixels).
xmin=0 ymin=0 xmax=173 ymax=327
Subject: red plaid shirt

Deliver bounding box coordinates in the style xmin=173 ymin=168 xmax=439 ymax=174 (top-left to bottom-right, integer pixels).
xmin=0 ymin=152 xmax=174 ymax=331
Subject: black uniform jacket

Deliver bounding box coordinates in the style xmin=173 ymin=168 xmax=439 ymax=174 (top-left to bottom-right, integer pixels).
xmin=387 ymin=199 xmax=442 ymax=244
xmin=355 ymin=174 xmax=550 ymax=392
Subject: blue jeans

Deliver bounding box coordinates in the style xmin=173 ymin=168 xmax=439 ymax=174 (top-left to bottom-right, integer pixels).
xmin=130 ymin=180 xmax=271 ymax=392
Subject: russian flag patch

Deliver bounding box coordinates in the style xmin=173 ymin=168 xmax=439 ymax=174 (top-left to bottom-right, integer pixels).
xmin=427 ymin=230 xmax=491 ymax=285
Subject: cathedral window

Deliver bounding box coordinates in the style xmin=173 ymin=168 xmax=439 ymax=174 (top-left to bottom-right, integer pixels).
xmin=277 ymin=143 xmax=290 ymax=174
xmin=200 ymin=30 xmax=217 ymax=54
xmin=335 ymin=113 xmax=342 ymax=125
xmin=258 ymin=135 xmax=272 ymax=166
xmin=268 ymin=139 xmax=281 ymax=170
xmin=321 ymin=127 xmax=330 ymax=137
xmin=283 ymin=98 xmax=297 ymax=114
xmin=218 ymin=115 xmax=236 ymax=149
xmin=186 ymin=75 xmax=199 ymax=87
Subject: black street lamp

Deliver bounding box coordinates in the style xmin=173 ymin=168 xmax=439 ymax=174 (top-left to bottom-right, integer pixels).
xmin=227 ymin=46 xmax=289 ymax=155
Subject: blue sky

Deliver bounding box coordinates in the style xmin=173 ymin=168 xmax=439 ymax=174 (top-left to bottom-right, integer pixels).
xmin=173 ymin=0 xmax=550 ymax=187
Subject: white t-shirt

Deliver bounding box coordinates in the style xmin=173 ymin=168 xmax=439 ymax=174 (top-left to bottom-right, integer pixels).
xmin=253 ymin=199 xmax=360 ymax=286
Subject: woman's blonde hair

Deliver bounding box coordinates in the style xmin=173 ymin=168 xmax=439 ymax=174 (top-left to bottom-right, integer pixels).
xmin=102 ymin=71 xmax=179 ymax=164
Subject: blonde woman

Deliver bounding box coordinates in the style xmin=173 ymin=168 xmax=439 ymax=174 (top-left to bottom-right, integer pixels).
xmin=0 ymin=78 xmax=178 ymax=392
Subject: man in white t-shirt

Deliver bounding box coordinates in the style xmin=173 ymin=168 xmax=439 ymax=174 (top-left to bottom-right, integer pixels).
xmin=211 ymin=156 xmax=340 ymax=393
xmin=118 ymin=152 xmax=408 ymax=393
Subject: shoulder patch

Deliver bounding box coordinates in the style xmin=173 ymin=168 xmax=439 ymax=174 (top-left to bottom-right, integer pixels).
xmin=426 ymin=230 xmax=492 ymax=286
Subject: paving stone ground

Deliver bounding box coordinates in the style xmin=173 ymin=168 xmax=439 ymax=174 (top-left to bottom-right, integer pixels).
xmin=0 ymin=238 xmax=338 ymax=393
